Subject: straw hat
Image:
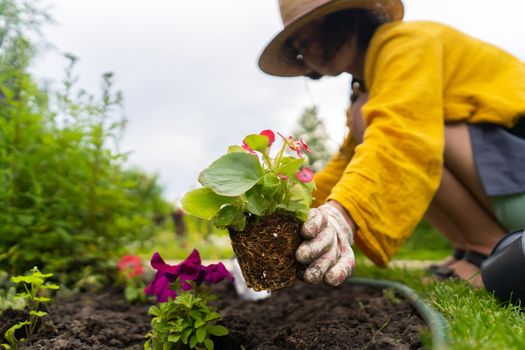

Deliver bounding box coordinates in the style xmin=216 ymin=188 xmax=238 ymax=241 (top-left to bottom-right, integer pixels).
xmin=258 ymin=0 xmax=404 ymax=77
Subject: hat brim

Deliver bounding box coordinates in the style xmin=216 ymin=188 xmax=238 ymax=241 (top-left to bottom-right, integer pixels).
xmin=258 ymin=0 xmax=404 ymax=77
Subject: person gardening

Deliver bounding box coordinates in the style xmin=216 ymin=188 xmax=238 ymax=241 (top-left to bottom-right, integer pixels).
xmin=258 ymin=0 xmax=525 ymax=288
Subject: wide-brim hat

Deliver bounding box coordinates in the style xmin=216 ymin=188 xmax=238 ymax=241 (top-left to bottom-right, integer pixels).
xmin=259 ymin=0 xmax=404 ymax=77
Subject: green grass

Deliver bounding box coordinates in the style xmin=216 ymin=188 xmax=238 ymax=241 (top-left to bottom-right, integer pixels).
xmin=355 ymin=261 xmax=525 ymax=350
xmin=393 ymin=220 xmax=452 ymax=260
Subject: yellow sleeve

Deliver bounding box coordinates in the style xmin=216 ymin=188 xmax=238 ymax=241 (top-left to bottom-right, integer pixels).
xmin=312 ymin=130 xmax=357 ymax=207
xmin=328 ymin=23 xmax=445 ymax=267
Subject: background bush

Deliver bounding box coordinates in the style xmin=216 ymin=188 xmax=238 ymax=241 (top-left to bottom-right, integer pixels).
xmin=0 ymin=0 xmax=171 ymax=285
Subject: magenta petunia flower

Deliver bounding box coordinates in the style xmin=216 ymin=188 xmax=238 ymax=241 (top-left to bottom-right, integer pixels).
xmin=260 ymin=129 xmax=275 ymax=146
xmin=296 ymin=167 xmax=314 ymax=183
xmin=145 ymin=250 xmax=234 ymax=302
xmin=144 ymin=273 xmax=177 ymax=302
xmin=205 ymin=262 xmax=234 ymax=284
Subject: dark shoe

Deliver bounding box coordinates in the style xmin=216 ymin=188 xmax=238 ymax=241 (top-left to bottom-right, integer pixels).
xmin=481 ymin=229 xmax=525 ymax=305
xmin=427 ymin=248 xmax=466 ymax=273
xmin=464 ymin=250 xmax=489 ymax=268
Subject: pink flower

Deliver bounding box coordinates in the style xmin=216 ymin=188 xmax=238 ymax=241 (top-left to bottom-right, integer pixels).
xmin=260 ymin=130 xmax=275 ymax=146
xmin=277 ymin=173 xmax=289 ymax=180
xmin=277 ymin=132 xmax=311 ymax=158
xmin=299 ymin=138 xmax=311 ymax=154
xmin=117 ymin=255 xmax=144 ymax=278
xmin=296 ymin=167 xmax=314 ymax=183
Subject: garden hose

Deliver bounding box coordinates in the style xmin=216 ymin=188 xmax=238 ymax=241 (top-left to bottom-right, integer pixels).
xmin=348 ymin=277 xmax=450 ymax=350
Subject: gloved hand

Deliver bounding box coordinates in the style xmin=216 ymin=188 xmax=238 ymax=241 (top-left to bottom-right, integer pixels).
xmin=296 ymin=203 xmax=355 ymax=286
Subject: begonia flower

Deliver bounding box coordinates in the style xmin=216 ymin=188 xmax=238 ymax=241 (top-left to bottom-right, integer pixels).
xmin=117 ymin=255 xmax=144 ymax=278
xmin=260 ymin=129 xmax=275 ymax=146
xmin=296 ymin=167 xmax=314 ymax=183
xmin=277 ymin=173 xmax=289 ymax=180
xmin=277 ymin=132 xmax=311 ymax=157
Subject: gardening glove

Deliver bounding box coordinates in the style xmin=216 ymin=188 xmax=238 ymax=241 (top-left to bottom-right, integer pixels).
xmin=296 ymin=203 xmax=355 ymax=286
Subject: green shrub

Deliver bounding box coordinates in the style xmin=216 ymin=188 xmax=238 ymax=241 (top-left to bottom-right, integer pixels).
xmin=0 ymin=0 xmax=171 ymax=285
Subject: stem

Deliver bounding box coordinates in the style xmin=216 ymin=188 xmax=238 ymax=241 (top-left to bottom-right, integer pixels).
xmin=274 ymin=142 xmax=288 ymax=170
xmin=262 ymin=150 xmax=272 ymax=170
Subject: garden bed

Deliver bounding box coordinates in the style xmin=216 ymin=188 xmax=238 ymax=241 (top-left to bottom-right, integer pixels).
xmin=4 ymin=281 xmax=426 ymax=349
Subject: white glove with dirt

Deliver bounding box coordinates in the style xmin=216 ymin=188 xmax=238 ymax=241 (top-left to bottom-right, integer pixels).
xmin=296 ymin=203 xmax=355 ymax=286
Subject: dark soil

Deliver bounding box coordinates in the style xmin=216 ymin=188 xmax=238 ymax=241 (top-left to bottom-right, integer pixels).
xmin=2 ymin=282 xmax=426 ymax=349
xmin=229 ymin=214 xmax=305 ymax=291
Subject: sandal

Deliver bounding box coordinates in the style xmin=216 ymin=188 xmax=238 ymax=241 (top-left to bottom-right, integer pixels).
xmin=464 ymin=250 xmax=489 ymax=268
xmin=427 ymin=248 xmax=466 ymax=273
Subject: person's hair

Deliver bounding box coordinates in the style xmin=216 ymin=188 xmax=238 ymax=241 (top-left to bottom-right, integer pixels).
xmin=286 ymin=8 xmax=387 ymax=80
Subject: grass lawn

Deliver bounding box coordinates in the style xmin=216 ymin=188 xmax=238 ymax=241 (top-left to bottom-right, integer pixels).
xmin=355 ymin=262 xmax=525 ymax=350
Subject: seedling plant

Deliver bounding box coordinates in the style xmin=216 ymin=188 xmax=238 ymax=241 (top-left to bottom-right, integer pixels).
xmin=1 ymin=267 xmax=59 ymax=349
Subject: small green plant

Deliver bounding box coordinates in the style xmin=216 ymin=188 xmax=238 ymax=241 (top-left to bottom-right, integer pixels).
xmin=116 ymin=255 xmax=146 ymax=303
xmin=144 ymin=250 xmax=232 ymax=350
xmin=182 ymin=130 xmax=315 ymax=231
xmin=1 ymin=267 xmax=59 ymax=349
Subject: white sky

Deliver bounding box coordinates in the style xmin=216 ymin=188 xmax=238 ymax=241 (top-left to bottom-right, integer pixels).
xmin=31 ymin=0 xmax=525 ymax=202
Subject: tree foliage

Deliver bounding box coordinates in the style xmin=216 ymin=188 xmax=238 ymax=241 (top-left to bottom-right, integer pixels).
xmin=292 ymin=106 xmax=331 ymax=172
xmin=0 ymin=0 xmax=171 ymax=285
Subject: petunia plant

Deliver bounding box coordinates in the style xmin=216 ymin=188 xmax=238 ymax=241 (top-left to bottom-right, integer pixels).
xmin=182 ymin=130 xmax=315 ymax=231
xmin=144 ymin=249 xmax=233 ymax=350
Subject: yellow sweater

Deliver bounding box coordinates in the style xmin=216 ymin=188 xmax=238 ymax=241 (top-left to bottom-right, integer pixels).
xmin=313 ymin=21 xmax=525 ymax=267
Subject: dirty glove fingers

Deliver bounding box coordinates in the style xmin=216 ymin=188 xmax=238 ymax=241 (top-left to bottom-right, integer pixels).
xmin=303 ymin=239 xmax=338 ymax=284
xmin=324 ymin=249 xmax=356 ymax=286
xmin=300 ymin=208 xmax=327 ymax=239
xmin=296 ymin=226 xmax=336 ymax=264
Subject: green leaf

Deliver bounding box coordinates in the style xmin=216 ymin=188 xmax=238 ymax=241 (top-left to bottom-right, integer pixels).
xmin=195 ymin=319 xmax=206 ymax=328
xmin=167 ymin=334 xmax=181 ymax=343
xmin=246 ymin=187 xmax=267 ymax=216
xmin=204 ymin=338 xmax=214 ymax=350
xmin=33 ymin=297 xmax=51 ymax=303
xmin=275 ymin=158 xmax=304 ymax=178
xmin=212 ymin=205 xmax=246 ymax=231
xmin=43 ymin=283 xmax=60 ymax=290
xmin=144 ymin=338 xmax=151 ymax=350
xmin=162 ymin=342 xmax=173 ymax=350
xmin=124 ymin=285 xmax=139 ymax=302
xmin=189 ymin=310 xmax=202 ymax=320
xmin=30 ymin=310 xmax=47 ymax=317
xmin=204 ymin=312 xmax=221 ymax=322
xmin=227 ymin=145 xmax=244 ymax=153
xmin=181 ymin=328 xmax=192 ymax=344
xmin=243 ymin=134 xmax=268 ymax=153
xmin=189 ymin=335 xmax=198 ymax=348
xmin=148 ymin=305 xmax=161 ymax=317
xmin=207 ymin=325 xmax=229 ymax=337
xmin=11 ymin=276 xmax=43 ymax=285
xmin=198 ymin=153 xmax=264 ymax=196
xmin=4 ymin=321 xmax=29 ymax=346
xmin=196 ymin=327 xmax=207 ymax=343
xmin=182 ymin=188 xmax=237 ymax=220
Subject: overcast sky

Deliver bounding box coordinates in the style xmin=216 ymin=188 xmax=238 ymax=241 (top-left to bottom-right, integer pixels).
xmin=31 ymin=0 xmax=525 ymax=203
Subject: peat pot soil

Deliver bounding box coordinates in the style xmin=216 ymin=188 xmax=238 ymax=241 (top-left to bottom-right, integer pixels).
xmin=4 ymin=282 xmax=426 ymax=350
